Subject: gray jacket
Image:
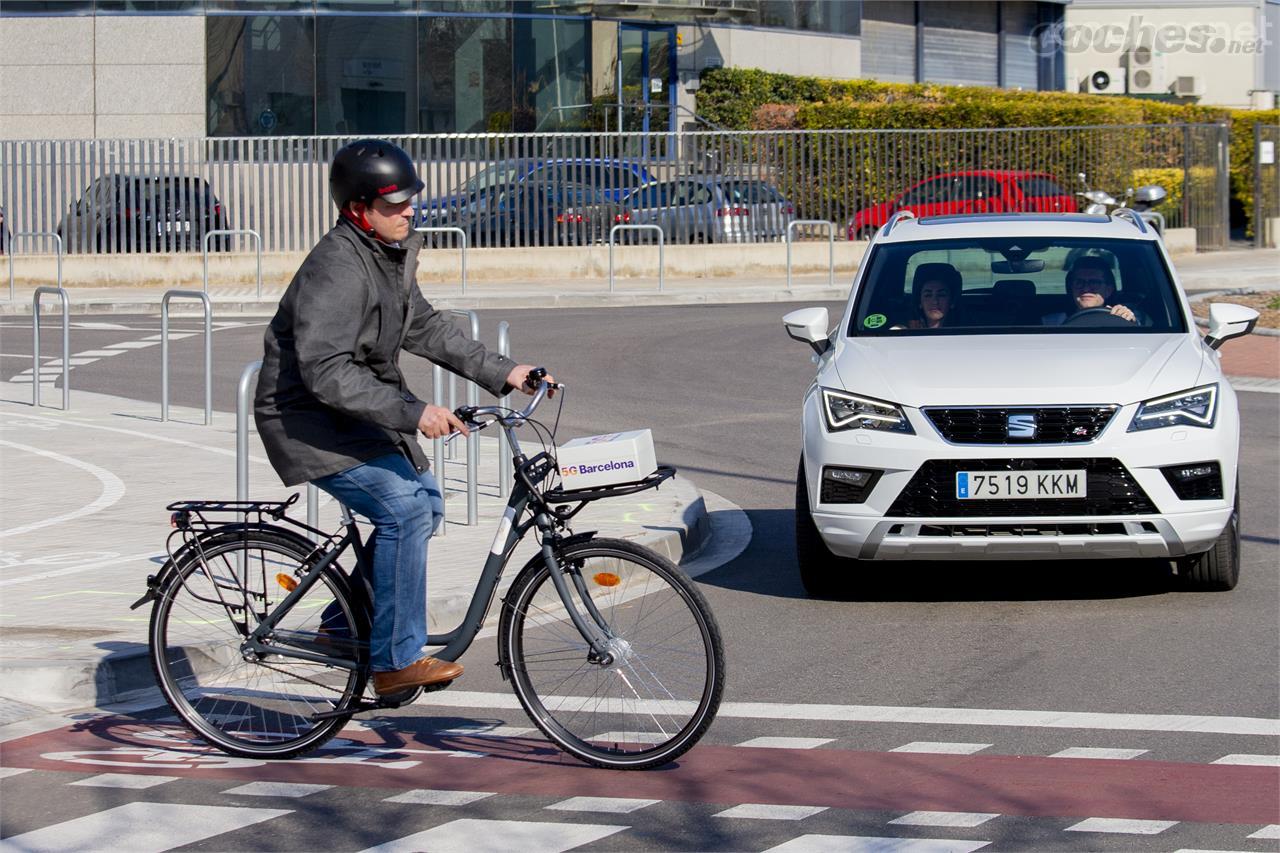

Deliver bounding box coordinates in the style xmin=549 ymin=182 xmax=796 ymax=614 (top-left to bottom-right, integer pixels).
xmin=254 ymin=219 xmax=515 ymax=486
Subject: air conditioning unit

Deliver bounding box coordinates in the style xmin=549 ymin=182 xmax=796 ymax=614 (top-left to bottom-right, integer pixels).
xmin=1125 ymin=46 xmax=1166 ymax=94
xmin=1084 ymin=68 xmax=1121 ymax=95
xmin=1170 ymin=75 xmax=1205 ymax=99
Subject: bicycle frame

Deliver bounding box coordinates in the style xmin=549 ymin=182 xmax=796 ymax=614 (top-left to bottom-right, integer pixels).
xmin=240 ymin=433 xmax=615 ymax=672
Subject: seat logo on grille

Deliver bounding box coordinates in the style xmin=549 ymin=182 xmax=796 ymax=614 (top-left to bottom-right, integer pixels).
xmin=1007 ymin=413 xmax=1037 ymax=438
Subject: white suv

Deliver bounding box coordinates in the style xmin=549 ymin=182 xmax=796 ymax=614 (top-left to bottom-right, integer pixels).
xmin=784 ymin=211 xmax=1259 ymax=595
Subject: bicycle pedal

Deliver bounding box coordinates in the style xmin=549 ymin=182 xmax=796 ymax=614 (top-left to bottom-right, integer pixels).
xmin=373 ymin=686 xmax=423 ymax=707
xmin=419 ymin=679 xmax=454 ymax=694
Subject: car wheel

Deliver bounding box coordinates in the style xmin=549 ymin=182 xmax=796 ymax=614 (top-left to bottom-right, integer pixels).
xmin=1177 ymin=485 xmax=1240 ymax=591
xmin=795 ymin=457 xmax=853 ymax=598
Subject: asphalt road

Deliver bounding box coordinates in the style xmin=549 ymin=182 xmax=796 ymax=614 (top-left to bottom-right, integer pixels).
xmin=2 ymin=306 xmax=1277 ymax=851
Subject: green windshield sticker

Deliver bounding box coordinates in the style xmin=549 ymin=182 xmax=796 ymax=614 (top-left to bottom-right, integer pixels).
xmin=864 ymin=313 xmax=887 ymax=329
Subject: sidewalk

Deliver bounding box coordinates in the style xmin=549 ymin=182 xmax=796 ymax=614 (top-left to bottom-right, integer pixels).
xmin=0 ymin=380 xmax=714 ymax=723
xmin=3 ymin=249 xmax=1274 ymax=316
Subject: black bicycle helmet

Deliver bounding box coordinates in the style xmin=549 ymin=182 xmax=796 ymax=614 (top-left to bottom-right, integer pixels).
xmin=329 ymin=139 xmax=424 ymax=209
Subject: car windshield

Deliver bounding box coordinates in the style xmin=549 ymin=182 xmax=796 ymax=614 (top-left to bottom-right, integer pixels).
xmin=849 ymin=236 xmax=1187 ymax=336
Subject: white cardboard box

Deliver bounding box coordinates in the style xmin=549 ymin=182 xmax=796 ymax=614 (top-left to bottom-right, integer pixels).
xmin=556 ymin=429 xmax=658 ymax=490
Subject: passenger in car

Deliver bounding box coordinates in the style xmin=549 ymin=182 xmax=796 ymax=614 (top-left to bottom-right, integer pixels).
xmin=1042 ymin=256 xmax=1144 ymax=324
xmin=894 ymin=263 xmax=962 ymax=329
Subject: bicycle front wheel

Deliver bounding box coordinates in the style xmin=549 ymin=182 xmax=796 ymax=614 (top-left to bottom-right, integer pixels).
xmin=149 ymin=529 xmax=367 ymax=759
xmin=499 ymin=537 xmax=724 ymax=769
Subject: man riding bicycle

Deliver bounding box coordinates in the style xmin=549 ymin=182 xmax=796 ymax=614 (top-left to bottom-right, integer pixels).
xmin=254 ymin=139 xmax=551 ymax=697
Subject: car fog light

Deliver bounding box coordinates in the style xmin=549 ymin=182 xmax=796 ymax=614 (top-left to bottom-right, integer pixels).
xmin=820 ymin=466 xmax=881 ymax=504
xmin=1160 ymin=461 xmax=1223 ymax=500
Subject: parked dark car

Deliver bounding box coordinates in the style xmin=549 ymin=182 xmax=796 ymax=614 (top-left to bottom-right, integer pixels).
xmin=434 ymin=179 xmax=625 ymax=247
xmin=418 ymin=157 xmax=654 ymax=236
xmin=621 ymin=176 xmax=795 ymax=243
xmin=847 ymin=170 xmax=1076 ymax=240
xmin=57 ymin=174 xmax=228 ymax=253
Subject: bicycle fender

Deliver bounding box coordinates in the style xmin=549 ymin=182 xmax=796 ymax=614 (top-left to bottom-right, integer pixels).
xmin=131 ymin=523 xmax=320 ymax=610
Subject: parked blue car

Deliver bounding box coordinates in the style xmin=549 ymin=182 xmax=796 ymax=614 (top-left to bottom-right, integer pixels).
xmin=416 ymin=158 xmax=654 ymax=246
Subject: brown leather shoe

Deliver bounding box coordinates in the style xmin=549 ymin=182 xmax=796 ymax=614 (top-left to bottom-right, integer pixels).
xmin=372 ymin=657 xmax=463 ymax=696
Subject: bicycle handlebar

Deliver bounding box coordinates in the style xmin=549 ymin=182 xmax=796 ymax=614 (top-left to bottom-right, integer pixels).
xmin=447 ymin=367 xmax=560 ymax=442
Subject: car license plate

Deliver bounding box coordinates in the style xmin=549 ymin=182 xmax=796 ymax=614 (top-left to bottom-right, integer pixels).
xmin=956 ymin=470 xmax=1086 ymax=499
xmin=164 ymin=221 xmax=192 ymax=233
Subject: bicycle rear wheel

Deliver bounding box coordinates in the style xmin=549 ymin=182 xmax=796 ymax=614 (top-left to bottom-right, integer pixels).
xmin=499 ymin=537 xmax=724 ymax=769
xmin=149 ymin=529 xmax=367 ymax=759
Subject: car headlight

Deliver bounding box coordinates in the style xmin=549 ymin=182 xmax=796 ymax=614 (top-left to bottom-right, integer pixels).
xmin=1128 ymin=384 xmax=1218 ymax=432
xmin=821 ymin=389 xmax=914 ymax=434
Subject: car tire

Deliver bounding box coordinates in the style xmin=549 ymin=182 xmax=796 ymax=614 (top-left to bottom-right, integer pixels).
xmin=795 ymin=457 xmax=854 ymax=598
xmin=1177 ymin=486 xmax=1240 ymax=591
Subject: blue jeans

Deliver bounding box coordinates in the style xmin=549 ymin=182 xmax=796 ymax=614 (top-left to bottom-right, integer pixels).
xmin=312 ymin=453 xmax=444 ymax=672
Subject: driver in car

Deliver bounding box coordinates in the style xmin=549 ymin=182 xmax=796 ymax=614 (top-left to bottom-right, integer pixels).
xmin=1042 ymin=256 xmax=1141 ymax=325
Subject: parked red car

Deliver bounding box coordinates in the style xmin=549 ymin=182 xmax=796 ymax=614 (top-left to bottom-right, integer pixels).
xmin=847 ymin=170 xmax=1076 ymax=240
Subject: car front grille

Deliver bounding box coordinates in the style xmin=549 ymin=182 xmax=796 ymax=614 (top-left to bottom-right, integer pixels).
xmin=887 ymin=458 xmax=1158 ymax=517
xmin=923 ymin=406 xmax=1117 ymax=444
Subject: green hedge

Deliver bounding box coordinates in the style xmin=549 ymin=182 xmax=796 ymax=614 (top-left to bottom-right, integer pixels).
xmin=694 ymin=68 xmax=1280 ymax=236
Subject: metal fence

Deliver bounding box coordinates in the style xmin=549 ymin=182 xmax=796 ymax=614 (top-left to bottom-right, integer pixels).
xmin=0 ymin=123 xmax=1232 ymax=257
xmin=1256 ymin=124 xmax=1280 ymax=249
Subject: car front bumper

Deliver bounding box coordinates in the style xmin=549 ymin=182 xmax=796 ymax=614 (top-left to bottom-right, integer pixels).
xmin=802 ymin=390 xmax=1239 ymax=561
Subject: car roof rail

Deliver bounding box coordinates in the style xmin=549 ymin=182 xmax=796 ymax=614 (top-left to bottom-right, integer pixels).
xmin=1110 ymin=208 xmax=1149 ymax=234
xmin=881 ymin=209 xmax=916 ymax=237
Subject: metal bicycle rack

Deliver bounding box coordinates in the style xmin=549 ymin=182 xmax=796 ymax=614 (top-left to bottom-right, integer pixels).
xmin=497 ymin=320 xmax=512 ymax=499
xmin=161 ymin=290 xmax=213 ymax=425
xmin=203 ymin=229 xmax=263 ymax=298
xmin=235 ymin=359 xmax=321 ymax=541
xmin=413 ymin=226 xmax=469 ymax=293
xmin=451 ymin=309 xmax=480 ymax=526
xmin=32 ymin=286 xmax=70 ymax=410
xmin=785 ymin=220 xmax=836 ymax=289
xmin=8 ymin=231 xmax=64 ymax=302
xmin=608 ymin=224 xmax=665 ymax=293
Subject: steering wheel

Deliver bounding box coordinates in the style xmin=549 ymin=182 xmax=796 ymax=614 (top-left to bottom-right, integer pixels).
xmin=1062 ymin=307 xmax=1134 ymax=328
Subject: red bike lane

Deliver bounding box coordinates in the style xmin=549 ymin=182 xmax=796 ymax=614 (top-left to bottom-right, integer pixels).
xmin=3 ymin=715 xmax=1276 ymax=826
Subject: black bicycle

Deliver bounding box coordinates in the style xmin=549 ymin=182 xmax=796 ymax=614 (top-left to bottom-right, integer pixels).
xmin=134 ymin=372 xmax=724 ymax=770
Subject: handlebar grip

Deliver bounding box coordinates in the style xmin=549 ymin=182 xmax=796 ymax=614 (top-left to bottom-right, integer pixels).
xmin=524 ymin=366 xmax=548 ymax=390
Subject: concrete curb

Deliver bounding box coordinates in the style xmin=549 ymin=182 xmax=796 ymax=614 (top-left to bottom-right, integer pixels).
xmin=0 ymin=480 xmax=713 ymax=713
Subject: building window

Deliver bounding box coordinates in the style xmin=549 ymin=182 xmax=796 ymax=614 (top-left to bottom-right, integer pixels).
xmin=513 ymin=17 xmax=590 ymax=131
xmin=0 ymin=2 xmax=93 ymax=14
xmin=317 ymin=15 xmax=418 ymax=134
xmin=418 ymin=15 xmax=512 ymax=132
xmin=207 ymin=15 xmax=316 ymax=135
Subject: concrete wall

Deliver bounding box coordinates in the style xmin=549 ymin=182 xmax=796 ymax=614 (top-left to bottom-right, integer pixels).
xmin=1063 ymin=3 xmax=1267 ymax=109
xmin=0 ymin=14 xmax=204 ymax=141
xmin=2 ymin=240 xmax=869 ymax=289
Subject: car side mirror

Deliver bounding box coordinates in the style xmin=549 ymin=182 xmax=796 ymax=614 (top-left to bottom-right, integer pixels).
xmin=1133 ymin=185 xmax=1167 ymax=205
xmin=1204 ymin=302 xmax=1259 ymax=350
xmin=783 ymin=307 xmax=831 ymax=356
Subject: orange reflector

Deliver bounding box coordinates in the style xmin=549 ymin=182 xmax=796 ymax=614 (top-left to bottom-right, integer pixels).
xmin=593 ymin=572 xmax=621 ymax=587
xmin=276 ymin=573 xmax=298 ymax=592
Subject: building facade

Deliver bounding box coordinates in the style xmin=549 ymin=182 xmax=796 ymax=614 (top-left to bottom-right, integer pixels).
xmin=1063 ymin=0 xmax=1278 ymax=109
xmin=0 ymin=1 xmax=1070 ymax=141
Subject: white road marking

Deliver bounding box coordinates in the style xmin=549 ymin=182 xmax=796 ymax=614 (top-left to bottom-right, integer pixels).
xmin=432 ymin=724 xmax=535 ymax=738
xmin=0 ymin=802 xmax=289 ymax=852
xmin=546 ymin=796 xmax=658 ymax=814
xmin=72 ymin=350 xmax=127 ymax=358
xmin=69 ymin=773 xmax=178 ymax=789
xmin=1050 ymin=747 xmax=1148 ymax=759
xmin=0 ymin=550 xmax=162 ymax=588
xmin=70 ymin=323 xmax=133 ymax=330
xmin=1248 ymin=825 xmax=1280 ymax=839
xmin=891 ymin=742 xmax=991 ymax=755
xmin=102 ymin=341 xmax=160 ymax=350
xmin=1211 ymin=754 xmax=1280 ymax=766
xmin=737 ymin=737 xmax=834 ymax=749
xmin=588 ymin=731 xmax=669 ymax=744
xmin=889 ymin=812 xmax=1000 ymax=828
xmin=15 ymin=413 xmax=264 ymax=463
xmin=0 ymin=767 xmax=32 ymax=779
xmin=1066 ymin=817 xmax=1177 ymax=834
xmin=714 ymin=804 xmax=828 ymax=820
xmin=223 ymin=781 xmax=332 ymax=798
xmin=0 ymin=440 xmax=126 ymax=539
xmin=383 ymin=789 xmax=494 ymax=806
xmin=359 ymin=818 xmax=627 ymax=853
xmin=428 ymin=691 xmax=1280 ymax=736
xmin=764 ymin=836 xmax=990 ymax=853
